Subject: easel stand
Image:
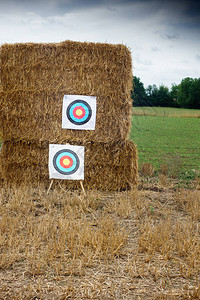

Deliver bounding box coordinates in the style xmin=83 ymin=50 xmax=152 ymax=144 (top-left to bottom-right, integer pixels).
xmin=47 ymin=179 xmax=86 ymax=196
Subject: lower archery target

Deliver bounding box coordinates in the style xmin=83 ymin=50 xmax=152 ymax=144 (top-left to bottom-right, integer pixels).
xmin=53 ymin=149 xmax=80 ymax=175
xmin=62 ymin=95 xmax=96 ymax=130
xmin=49 ymin=144 xmax=84 ymax=180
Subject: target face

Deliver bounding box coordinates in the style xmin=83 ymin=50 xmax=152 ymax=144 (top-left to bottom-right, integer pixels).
xmin=49 ymin=144 xmax=84 ymax=180
xmin=53 ymin=149 xmax=80 ymax=175
xmin=62 ymin=95 xmax=96 ymax=130
xmin=67 ymin=100 xmax=92 ymax=125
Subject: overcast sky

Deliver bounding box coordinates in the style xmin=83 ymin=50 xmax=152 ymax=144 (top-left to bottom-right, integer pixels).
xmin=0 ymin=0 xmax=200 ymax=88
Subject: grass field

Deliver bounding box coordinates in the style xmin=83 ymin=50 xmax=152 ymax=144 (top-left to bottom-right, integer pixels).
xmin=130 ymin=107 xmax=200 ymax=181
xmin=133 ymin=106 xmax=200 ymax=118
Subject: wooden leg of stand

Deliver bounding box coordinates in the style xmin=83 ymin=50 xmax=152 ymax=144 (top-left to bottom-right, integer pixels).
xmin=80 ymin=180 xmax=86 ymax=196
xmin=47 ymin=179 xmax=54 ymax=195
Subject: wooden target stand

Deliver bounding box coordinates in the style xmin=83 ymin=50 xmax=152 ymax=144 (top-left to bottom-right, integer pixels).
xmin=47 ymin=179 xmax=86 ymax=196
xmin=47 ymin=144 xmax=86 ymax=196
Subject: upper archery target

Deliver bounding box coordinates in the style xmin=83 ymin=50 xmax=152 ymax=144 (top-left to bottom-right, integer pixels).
xmin=49 ymin=144 xmax=84 ymax=180
xmin=62 ymin=95 xmax=96 ymax=130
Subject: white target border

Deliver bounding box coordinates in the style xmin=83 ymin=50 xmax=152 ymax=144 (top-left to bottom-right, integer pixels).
xmin=62 ymin=94 xmax=96 ymax=130
xmin=49 ymin=144 xmax=84 ymax=180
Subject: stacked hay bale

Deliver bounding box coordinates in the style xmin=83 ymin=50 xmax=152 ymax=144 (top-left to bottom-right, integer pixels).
xmin=0 ymin=140 xmax=137 ymax=190
xmin=0 ymin=41 xmax=137 ymax=191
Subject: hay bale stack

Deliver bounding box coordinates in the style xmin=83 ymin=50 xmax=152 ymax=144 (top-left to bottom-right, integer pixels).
xmin=0 ymin=40 xmax=138 ymax=191
xmin=0 ymin=140 xmax=138 ymax=191
xmin=0 ymin=41 xmax=133 ymax=143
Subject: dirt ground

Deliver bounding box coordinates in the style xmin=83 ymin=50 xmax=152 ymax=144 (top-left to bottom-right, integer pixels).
xmin=0 ymin=177 xmax=200 ymax=299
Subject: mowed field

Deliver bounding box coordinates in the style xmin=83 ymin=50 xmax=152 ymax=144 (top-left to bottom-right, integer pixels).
xmin=133 ymin=106 xmax=200 ymax=118
xmin=131 ymin=107 xmax=200 ymax=181
xmin=0 ymin=107 xmax=200 ymax=299
xmin=0 ymin=186 xmax=200 ymax=299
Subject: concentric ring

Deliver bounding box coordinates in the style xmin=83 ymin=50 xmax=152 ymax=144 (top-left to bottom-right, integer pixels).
xmin=60 ymin=155 xmax=73 ymax=169
xmin=66 ymin=99 xmax=92 ymax=125
xmin=53 ymin=149 xmax=80 ymax=175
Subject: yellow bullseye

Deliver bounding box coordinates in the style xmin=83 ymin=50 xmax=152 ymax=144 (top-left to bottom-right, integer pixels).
xmin=63 ymin=158 xmax=70 ymax=166
xmin=76 ymin=109 xmax=82 ymax=116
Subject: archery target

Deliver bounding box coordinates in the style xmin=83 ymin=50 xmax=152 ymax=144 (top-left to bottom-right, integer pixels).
xmin=53 ymin=149 xmax=80 ymax=175
xmin=67 ymin=100 xmax=92 ymax=125
xmin=49 ymin=144 xmax=84 ymax=180
xmin=62 ymin=95 xmax=96 ymax=130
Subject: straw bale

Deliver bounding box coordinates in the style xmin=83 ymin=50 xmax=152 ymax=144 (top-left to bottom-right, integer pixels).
xmin=0 ymin=41 xmax=132 ymax=91
xmin=0 ymin=89 xmax=131 ymax=143
xmin=0 ymin=41 xmax=132 ymax=142
xmin=0 ymin=140 xmax=138 ymax=191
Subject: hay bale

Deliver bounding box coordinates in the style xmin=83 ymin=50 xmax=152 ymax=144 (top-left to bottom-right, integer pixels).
xmin=0 ymin=140 xmax=138 ymax=191
xmin=0 ymin=89 xmax=131 ymax=143
xmin=0 ymin=41 xmax=132 ymax=143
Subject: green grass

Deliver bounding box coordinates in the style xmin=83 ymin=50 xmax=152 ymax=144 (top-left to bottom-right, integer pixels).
xmin=133 ymin=106 xmax=200 ymax=118
xmin=130 ymin=108 xmax=200 ymax=180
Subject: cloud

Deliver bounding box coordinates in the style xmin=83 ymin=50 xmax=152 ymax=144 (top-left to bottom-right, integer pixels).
xmin=195 ymin=55 xmax=200 ymax=63
xmin=155 ymin=30 xmax=180 ymax=40
xmin=134 ymin=54 xmax=153 ymax=66
xmin=151 ymin=47 xmax=160 ymax=52
xmin=0 ymin=0 xmax=199 ymax=88
xmin=0 ymin=0 xmax=129 ymax=17
xmin=106 ymin=6 xmax=118 ymax=12
xmin=183 ymin=0 xmax=200 ymax=19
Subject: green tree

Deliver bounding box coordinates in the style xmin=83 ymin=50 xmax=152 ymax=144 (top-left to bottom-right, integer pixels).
xmin=131 ymin=76 xmax=147 ymax=106
xmin=145 ymin=84 xmax=159 ymax=106
xmin=177 ymin=77 xmax=200 ymax=108
xmin=157 ymin=85 xmax=173 ymax=107
xmin=170 ymin=83 xmax=180 ymax=107
xmin=177 ymin=77 xmax=193 ymax=108
xmin=147 ymin=84 xmax=178 ymax=107
xmin=188 ymin=78 xmax=200 ymax=109
xmin=132 ymin=76 xmax=200 ymax=108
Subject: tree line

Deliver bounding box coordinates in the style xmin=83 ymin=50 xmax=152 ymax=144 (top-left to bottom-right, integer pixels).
xmin=131 ymin=76 xmax=200 ymax=109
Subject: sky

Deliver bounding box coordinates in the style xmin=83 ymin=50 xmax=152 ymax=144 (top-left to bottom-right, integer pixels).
xmin=0 ymin=0 xmax=200 ymax=88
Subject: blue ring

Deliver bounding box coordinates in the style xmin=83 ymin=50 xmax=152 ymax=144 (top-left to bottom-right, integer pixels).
xmin=69 ymin=102 xmax=89 ymax=123
xmin=56 ymin=152 xmax=76 ymax=173
xmin=53 ymin=149 xmax=80 ymax=175
xmin=66 ymin=99 xmax=92 ymax=125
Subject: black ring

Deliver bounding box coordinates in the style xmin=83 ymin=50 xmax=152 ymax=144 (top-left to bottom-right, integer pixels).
xmin=53 ymin=149 xmax=80 ymax=175
xmin=66 ymin=99 xmax=92 ymax=125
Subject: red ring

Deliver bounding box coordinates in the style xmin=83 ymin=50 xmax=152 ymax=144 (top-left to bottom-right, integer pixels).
xmin=60 ymin=156 xmax=73 ymax=169
xmin=73 ymin=106 xmax=86 ymax=119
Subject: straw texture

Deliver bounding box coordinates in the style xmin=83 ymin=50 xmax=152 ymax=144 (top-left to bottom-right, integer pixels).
xmin=0 ymin=40 xmax=138 ymax=191
xmin=0 ymin=41 xmax=133 ymax=142
xmin=0 ymin=89 xmax=131 ymax=143
xmin=0 ymin=140 xmax=138 ymax=191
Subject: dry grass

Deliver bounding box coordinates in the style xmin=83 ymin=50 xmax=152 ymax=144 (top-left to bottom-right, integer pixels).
xmin=140 ymin=162 xmax=155 ymax=177
xmin=0 ymin=182 xmax=200 ymax=299
xmin=133 ymin=107 xmax=200 ymax=118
